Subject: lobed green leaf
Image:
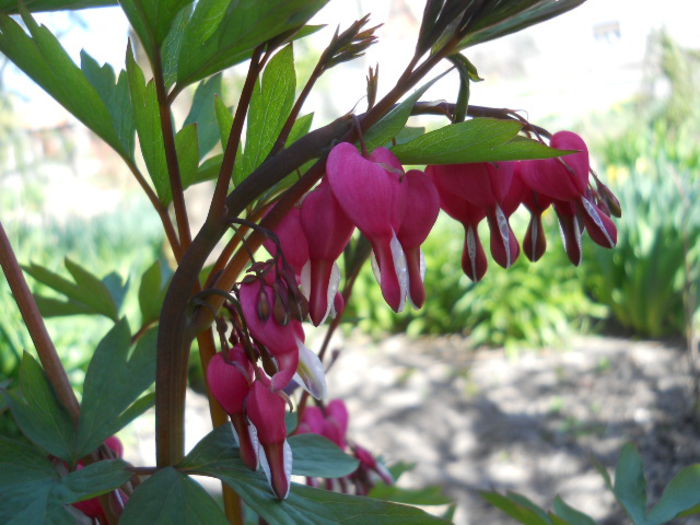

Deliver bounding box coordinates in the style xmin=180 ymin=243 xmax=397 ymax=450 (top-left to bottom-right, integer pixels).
xmin=175 ymin=0 xmax=328 ymax=88
xmin=120 ymin=467 xmax=228 ymax=525
xmin=75 ymin=320 xmax=157 ymax=458
xmin=3 ymin=353 xmax=75 ymax=461
xmin=613 ymin=443 xmax=648 ymax=525
xmin=0 ymin=13 xmax=131 ymax=158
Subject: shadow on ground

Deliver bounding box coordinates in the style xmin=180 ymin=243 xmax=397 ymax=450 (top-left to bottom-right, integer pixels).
xmin=328 ymin=334 xmax=700 ymax=525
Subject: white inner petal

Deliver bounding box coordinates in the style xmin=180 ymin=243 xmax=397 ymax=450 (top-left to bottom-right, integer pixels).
xmin=466 ymin=226 xmax=478 ymax=277
xmin=495 ymin=206 xmax=511 ymax=267
xmin=299 ymin=260 xmax=311 ymax=301
xmin=282 ymin=439 xmax=293 ymax=499
xmin=294 ymin=339 xmax=328 ymax=400
xmin=390 ymin=232 xmax=408 ymax=313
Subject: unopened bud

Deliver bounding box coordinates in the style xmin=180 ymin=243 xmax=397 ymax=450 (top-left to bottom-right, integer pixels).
xmin=257 ymin=287 xmax=271 ymax=321
xmin=597 ymin=182 xmax=621 ymax=218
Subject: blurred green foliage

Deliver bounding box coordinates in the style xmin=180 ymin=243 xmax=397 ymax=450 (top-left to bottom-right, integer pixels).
xmin=0 ymin=186 xmax=164 ymax=386
xmin=580 ymin=31 xmax=700 ymax=339
xmin=346 ymin=214 xmax=606 ymax=351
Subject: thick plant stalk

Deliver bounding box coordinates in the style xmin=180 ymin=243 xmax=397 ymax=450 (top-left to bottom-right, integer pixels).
xmin=0 ymin=221 xmax=80 ymax=421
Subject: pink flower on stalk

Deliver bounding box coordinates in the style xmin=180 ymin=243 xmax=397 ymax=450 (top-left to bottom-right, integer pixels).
xmin=239 ymin=276 xmax=326 ymax=399
xmin=518 ymin=131 xmax=617 ymax=259
xmin=326 ymin=142 xmax=408 ymax=312
xmin=428 ymin=161 xmax=520 ymax=269
xmin=206 ymin=348 xmax=258 ymax=470
xmin=246 ymin=379 xmax=292 ymax=500
xmin=264 ymin=206 xmax=309 ymax=276
xmin=514 ymin=163 xmax=552 ymax=262
xmin=427 ymin=166 xmax=488 ymax=281
xmin=297 ymin=399 xmax=350 ymax=450
xmin=299 ymin=182 xmax=355 ymax=325
xmin=240 ymin=277 xmax=301 ymax=391
xmin=396 ymin=170 xmax=440 ymax=308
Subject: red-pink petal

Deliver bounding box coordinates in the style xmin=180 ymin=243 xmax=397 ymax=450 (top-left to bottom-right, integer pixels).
xmin=264 ymin=206 xmax=309 ymax=274
xmin=486 ymin=205 xmax=520 ymax=268
xmin=327 ymin=142 xmax=402 ymax=237
xmin=207 ymin=352 xmax=251 ymax=415
xmin=246 ymin=381 xmax=287 ymax=446
xmin=462 ymin=224 xmax=488 ymax=282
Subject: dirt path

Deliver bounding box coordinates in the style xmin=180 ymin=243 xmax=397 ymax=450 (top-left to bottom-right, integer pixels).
xmin=327 ymin=334 xmax=700 ymax=524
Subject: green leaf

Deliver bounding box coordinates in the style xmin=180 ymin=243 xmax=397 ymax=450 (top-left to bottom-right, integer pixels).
xmin=647 ymin=465 xmax=700 ymax=525
xmin=75 ymin=321 xmax=157 ymax=458
xmin=287 ymin=434 xmax=358 ymax=478
xmin=33 ymin=296 xmax=95 ymax=317
xmin=234 ymin=44 xmax=296 ymax=185
xmin=126 ymin=46 xmax=170 ymax=202
xmin=52 ymin=459 xmax=133 ymax=504
xmin=286 ymin=112 xmax=314 ymax=147
xmin=184 ymin=73 xmax=223 ymax=159
xmin=553 ymin=497 xmax=597 ymax=525
xmin=175 ymin=123 xmax=200 ymax=189
xmin=0 ymin=0 xmax=116 ymax=13
xmin=65 ymin=258 xmax=119 ymax=321
xmin=364 ymin=70 xmax=447 ymax=152
xmin=3 ymin=353 xmax=75 ymax=462
xmin=80 ymin=51 xmax=136 ymax=158
xmin=457 ymin=1 xmax=587 ymax=49
xmin=481 ymin=491 xmax=551 ymax=525
xmin=0 ymin=437 xmax=132 ymax=525
xmin=392 ymin=118 xmax=573 ymax=165
xmin=113 ymin=392 xmax=155 ymax=431
xmin=194 ymin=153 xmax=223 ymax=187
xmin=102 ymin=271 xmax=129 ymax=313
xmin=214 ymin=95 xmax=233 ymax=148
xmin=138 ymin=260 xmax=167 ymax=325
xmin=120 ymin=467 xmax=228 ymax=525
xmin=119 ymin=0 xmax=192 ymax=61
xmin=369 ymin=483 xmax=452 ymax=506
xmin=24 ymin=259 xmax=120 ymax=321
xmin=176 ymin=0 xmax=328 ymax=88
xmin=0 ymin=14 xmax=129 ymax=157
xmin=613 ymin=443 xmax=648 ymax=525
xmin=161 ymin=3 xmax=192 ymax=87
xmin=179 ymin=424 xmax=449 ymax=524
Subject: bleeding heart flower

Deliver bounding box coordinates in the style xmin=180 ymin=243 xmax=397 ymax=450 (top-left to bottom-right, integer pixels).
xmin=246 ymin=379 xmax=292 ymax=499
xmin=239 ymin=277 xmax=302 ymax=390
xmin=326 ymin=142 xmax=408 ymax=312
xmin=396 ymin=170 xmax=440 ymax=308
xmin=264 ymin=206 xmax=309 ymax=275
xmin=427 ymin=165 xmax=488 ymax=281
xmin=206 ymin=348 xmax=258 ymax=470
xmin=427 ymin=161 xmax=520 ymax=269
xmin=300 ymin=182 xmax=355 ymax=325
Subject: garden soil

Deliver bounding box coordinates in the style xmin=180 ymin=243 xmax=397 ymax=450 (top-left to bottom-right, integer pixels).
xmin=327 ymin=334 xmax=700 ymax=525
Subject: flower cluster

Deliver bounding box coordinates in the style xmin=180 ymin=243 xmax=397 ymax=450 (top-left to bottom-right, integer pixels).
xmin=297 ymin=399 xmax=393 ymax=495
xmin=207 ymin=130 xmax=618 ymax=500
xmin=428 ymin=130 xmax=619 ymax=279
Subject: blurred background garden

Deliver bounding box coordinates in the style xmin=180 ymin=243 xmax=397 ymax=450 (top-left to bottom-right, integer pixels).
xmin=2 ymin=1 xmax=700 ymax=523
